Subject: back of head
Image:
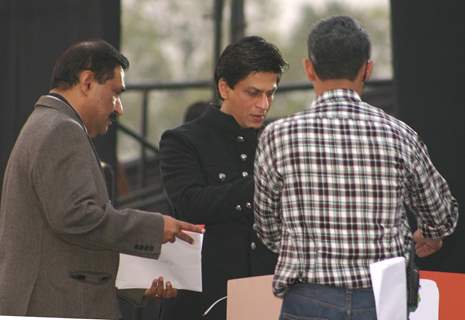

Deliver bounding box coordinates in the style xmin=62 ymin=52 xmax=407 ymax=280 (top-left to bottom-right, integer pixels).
xmin=214 ymin=36 xmax=288 ymax=98
xmin=50 ymin=40 xmax=129 ymax=90
xmin=307 ymin=16 xmax=371 ymax=81
xmin=183 ymin=101 xmax=211 ymax=123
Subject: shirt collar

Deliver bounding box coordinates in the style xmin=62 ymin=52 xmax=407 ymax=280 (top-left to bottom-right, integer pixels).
xmin=309 ymin=88 xmax=362 ymax=110
xmin=203 ymin=105 xmax=259 ymax=137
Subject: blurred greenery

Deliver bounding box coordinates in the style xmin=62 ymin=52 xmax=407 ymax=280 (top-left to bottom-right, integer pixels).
xmin=118 ymin=0 xmax=391 ymax=162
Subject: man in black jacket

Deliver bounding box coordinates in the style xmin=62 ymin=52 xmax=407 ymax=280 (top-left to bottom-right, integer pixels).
xmin=159 ymin=36 xmax=287 ymax=320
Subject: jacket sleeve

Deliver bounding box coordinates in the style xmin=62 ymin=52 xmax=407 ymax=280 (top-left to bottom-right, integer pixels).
xmin=159 ymin=129 xmax=253 ymax=225
xmin=32 ymin=121 xmax=164 ymax=259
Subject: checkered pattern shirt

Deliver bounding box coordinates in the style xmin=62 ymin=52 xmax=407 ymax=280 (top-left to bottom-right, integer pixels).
xmin=254 ymin=89 xmax=458 ymax=296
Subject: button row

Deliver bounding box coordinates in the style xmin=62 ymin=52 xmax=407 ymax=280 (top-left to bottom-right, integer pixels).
xmin=134 ymin=244 xmax=154 ymax=251
xmin=235 ymin=202 xmax=252 ymax=212
xmin=218 ymin=171 xmax=249 ymax=181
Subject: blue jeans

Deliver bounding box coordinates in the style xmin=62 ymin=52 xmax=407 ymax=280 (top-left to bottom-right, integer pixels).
xmin=279 ymin=283 xmax=377 ymax=320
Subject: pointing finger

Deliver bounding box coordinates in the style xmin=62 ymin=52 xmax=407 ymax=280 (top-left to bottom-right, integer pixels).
xmin=176 ymin=231 xmax=194 ymax=244
xmin=179 ymin=221 xmax=204 ymax=234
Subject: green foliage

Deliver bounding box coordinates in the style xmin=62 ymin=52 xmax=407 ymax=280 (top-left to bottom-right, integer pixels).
xmin=122 ymin=0 xmax=171 ymax=82
xmin=119 ymin=0 xmax=391 ymax=161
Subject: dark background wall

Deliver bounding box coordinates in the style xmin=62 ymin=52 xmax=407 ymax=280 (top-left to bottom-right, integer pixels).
xmin=0 ymin=0 xmax=120 ymax=197
xmin=391 ymin=0 xmax=465 ymax=272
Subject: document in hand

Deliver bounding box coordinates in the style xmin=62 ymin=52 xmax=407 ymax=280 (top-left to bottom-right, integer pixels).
xmin=369 ymin=257 xmax=407 ymax=320
xmin=116 ymin=231 xmax=203 ymax=292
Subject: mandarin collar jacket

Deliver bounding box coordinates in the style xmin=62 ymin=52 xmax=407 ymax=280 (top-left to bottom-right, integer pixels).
xmin=159 ymin=105 xmax=277 ymax=320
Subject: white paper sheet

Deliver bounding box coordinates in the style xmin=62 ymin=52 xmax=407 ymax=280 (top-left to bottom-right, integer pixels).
xmin=116 ymin=231 xmax=203 ymax=292
xmin=409 ymin=279 xmax=439 ymax=320
xmin=369 ymin=257 xmax=407 ymax=320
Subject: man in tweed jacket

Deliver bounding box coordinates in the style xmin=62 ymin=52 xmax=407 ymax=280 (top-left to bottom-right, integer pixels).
xmin=0 ymin=40 xmax=202 ymax=319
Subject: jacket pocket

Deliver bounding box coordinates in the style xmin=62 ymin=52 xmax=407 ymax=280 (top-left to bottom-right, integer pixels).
xmin=69 ymin=271 xmax=111 ymax=285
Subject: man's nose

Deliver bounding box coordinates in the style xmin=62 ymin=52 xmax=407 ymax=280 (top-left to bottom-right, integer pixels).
xmin=256 ymin=94 xmax=270 ymax=111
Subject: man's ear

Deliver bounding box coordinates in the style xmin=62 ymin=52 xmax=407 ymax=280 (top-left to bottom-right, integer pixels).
xmin=78 ymin=70 xmax=94 ymax=95
xmin=303 ymin=58 xmax=317 ymax=82
xmin=218 ymin=79 xmax=230 ymax=100
xmin=362 ymin=60 xmax=374 ymax=82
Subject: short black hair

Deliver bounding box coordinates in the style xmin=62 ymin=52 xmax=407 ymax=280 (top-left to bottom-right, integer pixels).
xmin=214 ymin=36 xmax=288 ymax=99
xmin=183 ymin=101 xmax=210 ymax=123
xmin=307 ymin=16 xmax=371 ymax=81
xmin=50 ymin=40 xmax=129 ymax=90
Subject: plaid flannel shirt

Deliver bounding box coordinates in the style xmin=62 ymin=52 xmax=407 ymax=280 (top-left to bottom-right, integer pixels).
xmin=254 ymin=89 xmax=458 ymax=296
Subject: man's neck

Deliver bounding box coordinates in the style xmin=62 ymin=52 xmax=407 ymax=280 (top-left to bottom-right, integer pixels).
xmin=49 ymin=88 xmax=91 ymax=135
xmin=313 ymin=79 xmax=364 ymax=97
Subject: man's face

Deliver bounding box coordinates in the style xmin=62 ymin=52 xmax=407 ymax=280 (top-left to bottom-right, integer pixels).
xmin=219 ymin=72 xmax=278 ymax=128
xmin=87 ymin=66 xmax=125 ymax=137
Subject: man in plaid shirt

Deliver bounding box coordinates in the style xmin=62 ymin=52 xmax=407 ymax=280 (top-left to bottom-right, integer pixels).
xmin=254 ymin=16 xmax=458 ymax=320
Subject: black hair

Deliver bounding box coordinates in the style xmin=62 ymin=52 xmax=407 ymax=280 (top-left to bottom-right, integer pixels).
xmin=307 ymin=16 xmax=371 ymax=81
xmin=183 ymin=101 xmax=211 ymax=123
xmin=214 ymin=36 xmax=288 ymax=99
xmin=50 ymin=40 xmax=129 ymax=89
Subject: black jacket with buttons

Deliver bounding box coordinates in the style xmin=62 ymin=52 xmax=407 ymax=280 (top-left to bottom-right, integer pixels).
xmin=159 ymin=106 xmax=277 ymax=319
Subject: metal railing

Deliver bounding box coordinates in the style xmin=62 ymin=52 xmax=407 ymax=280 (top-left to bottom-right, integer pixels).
xmin=114 ymin=80 xmax=213 ymax=209
xmin=115 ymin=78 xmax=393 ymax=209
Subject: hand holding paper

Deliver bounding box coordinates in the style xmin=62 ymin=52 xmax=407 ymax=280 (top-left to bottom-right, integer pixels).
xmin=144 ymin=276 xmax=177 ymax=299
xmin=162 ymin=215 xmax=204 ymax=244
xmin=117 ymin=230 xmax=204 ymax=292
